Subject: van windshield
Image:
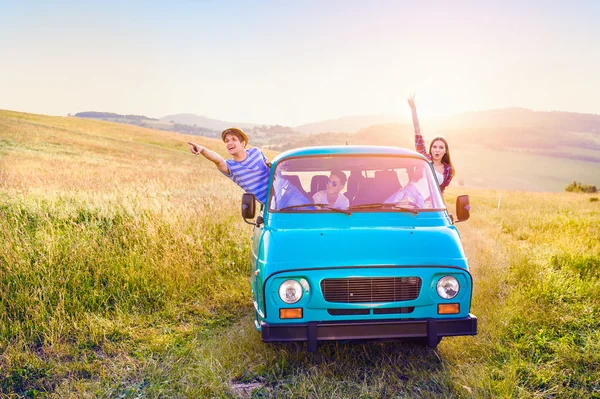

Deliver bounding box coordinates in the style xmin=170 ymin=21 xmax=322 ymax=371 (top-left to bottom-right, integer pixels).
xmin=269 ymin=155 xmax=446 ymax=212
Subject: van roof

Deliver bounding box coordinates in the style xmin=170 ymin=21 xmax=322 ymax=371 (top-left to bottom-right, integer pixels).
xmin=271 ymin=145 xmax=427 ymax=163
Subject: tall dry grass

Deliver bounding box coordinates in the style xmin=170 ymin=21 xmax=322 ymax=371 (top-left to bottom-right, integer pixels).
xmin=1 ymin=110 xmax=599 ymax=398
xmin=1 ymin=111 xmax=257 ymax=396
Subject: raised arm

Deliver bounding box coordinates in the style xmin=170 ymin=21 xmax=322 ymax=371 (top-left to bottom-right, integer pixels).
xmin=188 ymin=142 xmax=229 ymax=174
xmin=408 ymin=94 xmax=427 ymax=156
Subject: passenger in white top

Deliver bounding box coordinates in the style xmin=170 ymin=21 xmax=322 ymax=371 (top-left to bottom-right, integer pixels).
xmin=312 ymin=170 xmax=350 ymax=209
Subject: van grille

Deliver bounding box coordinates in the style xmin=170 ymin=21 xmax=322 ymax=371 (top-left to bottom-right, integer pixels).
xmin=321 ymin=277 xmax=422 ymax=303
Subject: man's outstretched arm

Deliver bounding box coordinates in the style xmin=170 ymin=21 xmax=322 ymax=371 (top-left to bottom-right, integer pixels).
xmin=188 ymin=142 xmax=229 ymax=174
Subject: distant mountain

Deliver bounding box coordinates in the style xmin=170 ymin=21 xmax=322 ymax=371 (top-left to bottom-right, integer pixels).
xmin=267 ymin=112 xmax=600 ymax=192
xmin=75 ymin=111 xmax=159 ymax=122
xmin=160 ymin=113 xmax=257 ymax=131
xmin=292 ymin=108 xmax=600 ymax=135
xmin=294 ymin=115 xmax=408 ymax=134
xmin=74 ymin=111 xmax=220 ymax=138
xmin=268 ymin=108 xmax=600 ymax=164
xmin=74 ymin=108 xmax=600 ymax=162
xmin=435 ymin=107 xmax=600 ymax=131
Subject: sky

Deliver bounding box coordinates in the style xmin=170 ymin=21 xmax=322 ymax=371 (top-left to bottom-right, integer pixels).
xmin=1 ymin=0 xmax=599 ymax=126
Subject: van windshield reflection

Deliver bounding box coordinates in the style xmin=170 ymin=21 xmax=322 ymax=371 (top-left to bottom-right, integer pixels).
xmin=269 ymin=156 xmax=445 ymax=212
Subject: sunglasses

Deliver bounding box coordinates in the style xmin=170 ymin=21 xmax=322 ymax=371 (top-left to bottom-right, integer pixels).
xmin=327 ymin=179 xmax=340 ymax=187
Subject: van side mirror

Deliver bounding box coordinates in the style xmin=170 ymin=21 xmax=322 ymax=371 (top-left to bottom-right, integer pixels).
xmin=241 ymin=193 xmax=256 ymax=224
xmin=455 ymin=195 xmax=470 ymax=222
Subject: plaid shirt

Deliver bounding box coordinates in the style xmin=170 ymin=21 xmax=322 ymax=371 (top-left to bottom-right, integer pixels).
xmin=412 ymin=107 xmax=453 ymax=193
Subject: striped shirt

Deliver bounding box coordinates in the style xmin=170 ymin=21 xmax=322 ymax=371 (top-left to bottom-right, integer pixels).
xmin=222 ymin=147 xmax=270 ymax=203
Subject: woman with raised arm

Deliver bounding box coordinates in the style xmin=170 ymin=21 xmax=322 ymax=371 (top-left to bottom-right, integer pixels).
xmin=407 ymin=94 xmax=455 ymax=193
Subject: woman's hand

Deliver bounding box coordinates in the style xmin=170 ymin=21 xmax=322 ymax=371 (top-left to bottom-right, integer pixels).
xmin=407 ymin=93 xmax=416 ymax=109
xmin=188 ymin=141 xmax=205 ymax=155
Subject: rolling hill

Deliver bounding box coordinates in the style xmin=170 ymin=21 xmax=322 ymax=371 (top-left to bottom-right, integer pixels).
xmin=160 ymin=113 xmax=257 ymax=131
xmin=5 ymin=109 xmax=600 ymax=192
xmin=292 ymin=108 xmax=600 ymax=135
xmin=294 ymin=114 xmax=407 ymax=134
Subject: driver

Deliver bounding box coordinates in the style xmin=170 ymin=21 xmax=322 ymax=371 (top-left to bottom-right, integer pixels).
xmin=272 ymin=161 xmax=313 ymax=210
xmin=384 ymin=166 xmax=424 ymax=208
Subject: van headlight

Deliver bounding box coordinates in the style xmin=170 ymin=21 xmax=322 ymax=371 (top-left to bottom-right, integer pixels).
xmin=436 ymin=276 xmax=459 ymax=299
xmin=279 ymin=280 xmax=303 ymax=304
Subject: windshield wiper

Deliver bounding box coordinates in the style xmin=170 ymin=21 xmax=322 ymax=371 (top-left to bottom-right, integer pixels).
xmin=278 ymin=203 xmax=351 ymax=215
xmin=387 ymin=205 xmax=419 ymax=214
xmin=313 ymin=203 xmax=352 ymax=216
xmin=349 ymin=202 xmax=419 ymax=214
xmin=349 ymin=202 xmax=388 ymax=209
xmin=278 ymin=203 xmax=316 ymax=211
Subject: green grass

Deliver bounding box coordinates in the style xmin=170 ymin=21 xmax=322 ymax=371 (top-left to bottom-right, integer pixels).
xmin=1 ymin=110 xmax=599 ymax=398
xmin=0 ymin=193 xmax=251 ymax=396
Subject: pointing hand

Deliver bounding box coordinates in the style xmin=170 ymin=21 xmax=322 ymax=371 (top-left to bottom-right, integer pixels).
xmin=188 ymin=141 xmax=205 ymax=155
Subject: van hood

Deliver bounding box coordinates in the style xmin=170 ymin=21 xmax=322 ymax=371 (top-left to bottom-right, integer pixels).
xmin=259 ymin=226 xmax=467 ymax=274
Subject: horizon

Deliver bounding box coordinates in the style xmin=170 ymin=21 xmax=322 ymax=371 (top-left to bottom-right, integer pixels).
xmin=40 ymin=105 xmax=600 ymax=129
xmin=1 ymin=1 xmax=599 ymax=126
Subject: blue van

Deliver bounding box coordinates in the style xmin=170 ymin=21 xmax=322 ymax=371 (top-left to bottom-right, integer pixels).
xmin=241 ymin=146 xmax=476 ymax=352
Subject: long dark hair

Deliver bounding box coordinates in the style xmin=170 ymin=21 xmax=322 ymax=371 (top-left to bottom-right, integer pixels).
xmin=429 ymin=136 xmax=455 ymax=178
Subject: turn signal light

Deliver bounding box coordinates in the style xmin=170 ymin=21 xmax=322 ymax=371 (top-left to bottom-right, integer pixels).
xmin=438 ymin=303 xmax=460 ymax=314
xmin=280 ymin=308 xmax=303 ymax=319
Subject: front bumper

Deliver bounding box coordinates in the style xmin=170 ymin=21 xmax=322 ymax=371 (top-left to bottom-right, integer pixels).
xmin=261 ymin=314 xmax=477 ymax=351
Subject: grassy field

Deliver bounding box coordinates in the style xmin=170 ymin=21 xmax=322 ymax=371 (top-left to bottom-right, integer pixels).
xmin=1 ymin=110 xmax=599 ymax=398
